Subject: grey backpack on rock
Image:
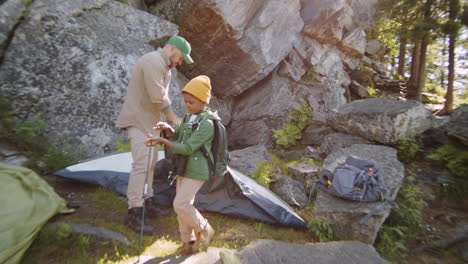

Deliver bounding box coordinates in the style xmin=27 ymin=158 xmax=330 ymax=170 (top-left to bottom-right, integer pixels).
xmin=320 ymin=156 xmax=387 ymax=202
xmin=314 ymin=156 xmax=398 ymax=224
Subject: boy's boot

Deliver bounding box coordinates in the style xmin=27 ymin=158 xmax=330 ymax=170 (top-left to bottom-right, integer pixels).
xmin=177 ymin=241 xmax=195 ymax=256
xmin=125 ymin=207 xmax=155 ymax=235
xmin=145 ymin=198 xmax=170 ymax=217
xmin=192 ymin=222 xmax=215 ymax=252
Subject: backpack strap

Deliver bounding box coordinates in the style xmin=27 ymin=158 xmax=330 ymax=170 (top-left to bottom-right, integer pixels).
xmin=358 ymin=196 xmax=398 ymax=224
xmin=191 ymin=118 xmax=215 ymax=179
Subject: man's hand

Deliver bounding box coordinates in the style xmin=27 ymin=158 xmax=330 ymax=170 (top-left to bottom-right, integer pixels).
xmin=145 ymin=134 xmax=163 ymax=146
xmin=166 ymin=111 xmax=181 ymax=126
xmin=154 ymin=121 xmax=175 ymax=137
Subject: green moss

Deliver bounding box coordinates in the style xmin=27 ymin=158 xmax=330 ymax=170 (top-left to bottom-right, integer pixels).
xmin=299 ymin=68 xmax=322 ymax=86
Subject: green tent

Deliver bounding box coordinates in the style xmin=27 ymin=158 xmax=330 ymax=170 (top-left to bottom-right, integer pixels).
xmin=0 ymin=163 xmax=73 ymax=264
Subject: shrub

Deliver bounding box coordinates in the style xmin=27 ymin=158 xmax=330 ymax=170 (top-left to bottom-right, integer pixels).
xmin=427 ymin=144 xmax=468 ymax=178
xmin=397 ymin=135 xmax=420 ymax=163
xmin=376 ymin=176 xmax=428 ymax=261
xmin=307 ymin=217 xmax=333 ymax=242
xmin=273 ymin=99 xmax=314 ymax=148
xmin=0 ymin=96 xmax=75 ymax=173
xmin=375 ymin=226 xmax=407 ymax=262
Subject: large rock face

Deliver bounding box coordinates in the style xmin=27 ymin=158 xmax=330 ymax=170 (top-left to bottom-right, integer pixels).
xmin=0 ymin=0 xmax=178 ymax=158
xmin=446 ymin=104 xmax=468 ymax=147
xmin=329 ymin=98 xmax=433 ymax=145
xmin=0 ymin=0 xmax=28 ymax=49
xmin=148 ymin=0 xmax=304 ymax=98
xmin=229 ymin=74 xmax=302 ymax=148
xmin=314 ymin=144 xmax=405 ymax=244
xmin=228 ymin=144 xmax=270 ymax=176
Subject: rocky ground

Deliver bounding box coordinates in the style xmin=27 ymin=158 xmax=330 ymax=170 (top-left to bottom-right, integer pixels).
xmin=27 ymin=151 xmax=467 ymax=264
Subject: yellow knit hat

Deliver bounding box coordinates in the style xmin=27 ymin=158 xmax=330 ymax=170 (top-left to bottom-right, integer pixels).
xmin=182 ymin=75 xmax=212 ymax=104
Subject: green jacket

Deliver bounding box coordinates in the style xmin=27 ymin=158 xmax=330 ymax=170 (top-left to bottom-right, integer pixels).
xmin=171 ymin=108 xmax=220 ymax=180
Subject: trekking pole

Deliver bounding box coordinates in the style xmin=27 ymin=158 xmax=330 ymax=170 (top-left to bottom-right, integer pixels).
xmin=135 ymin=129 xmax=155 ymax=264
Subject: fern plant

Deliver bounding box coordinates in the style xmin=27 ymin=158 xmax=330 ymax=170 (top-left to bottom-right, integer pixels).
xmin=397 ymin=135 xmax=420 ymax=163
xmin=307 ymin=217 xmax=334 ymax=242
xmin=427 ymin=144 xmax=468 ymax=177
xmin=273 ymin=99 xmax=314 ymax=148
xmin=376 ymin=176 xmax=428 ymax=262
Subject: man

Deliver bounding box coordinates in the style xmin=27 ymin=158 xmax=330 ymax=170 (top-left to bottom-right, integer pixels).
xmin=116 ymin=36 xmax=194 ymax=234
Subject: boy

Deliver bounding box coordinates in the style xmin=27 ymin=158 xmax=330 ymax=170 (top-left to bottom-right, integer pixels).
xmin=146 ymin=75 xmax=217 ymax=255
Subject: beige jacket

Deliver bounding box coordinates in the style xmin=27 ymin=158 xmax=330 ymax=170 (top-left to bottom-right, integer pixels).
xmin=116 ymin=49 xmax=171 ymax=134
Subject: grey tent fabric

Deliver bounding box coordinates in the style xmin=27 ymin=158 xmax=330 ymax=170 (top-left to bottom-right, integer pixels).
xmin=54 ymin=152 xmax=306 ymax=229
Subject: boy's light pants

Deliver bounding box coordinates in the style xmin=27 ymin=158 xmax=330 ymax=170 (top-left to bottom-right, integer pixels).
xmin=173 ymin=176 xmax=208 ymax=242
xmin=127 ymin=127 xmax=158 ymax=209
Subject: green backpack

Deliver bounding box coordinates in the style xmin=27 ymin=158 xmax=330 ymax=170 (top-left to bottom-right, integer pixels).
xmin=191 ymin=114 xmax=229 ymax=178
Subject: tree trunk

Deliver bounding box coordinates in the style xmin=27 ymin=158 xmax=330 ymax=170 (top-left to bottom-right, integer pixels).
xmin=416 ymin=37 xmax=429 ymax=102
xmin=441 ymin=36 xmax=447 ymax=88
xmin=413 ymin=0 xmax=435 ymax=102
xmin=440 ymin=0 xmax=460 ymax=115
xmin=442 ymin=35 xmax=456 ymax=113
xmin=398 ymin=38 xmax=407 ymax=77
xmin=407 ymin=39 xmax=421 ymax=99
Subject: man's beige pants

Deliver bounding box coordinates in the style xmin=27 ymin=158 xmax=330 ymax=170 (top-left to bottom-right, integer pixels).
xmin=173 ymin=176 xmax=207 ymax=242
xmin=127 ymin=127 xmax=158 ymax=209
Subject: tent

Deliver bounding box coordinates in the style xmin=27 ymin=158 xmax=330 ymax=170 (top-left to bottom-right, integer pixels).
xmin=0 ymin=163 xmax=73 ymax=264
xmin=54 ymin=151 xmax=307 ymax=229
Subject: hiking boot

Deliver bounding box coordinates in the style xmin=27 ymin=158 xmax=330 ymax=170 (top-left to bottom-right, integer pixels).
xmin=125 ymin=207 xmax=155 ymax=235
xmin=145 ymin=198 xmax=170 ymax=217
xmin=192 ymin=222 xmax=215 ymax=252
xmin=177 ymin=241 xmax=195 ymax=256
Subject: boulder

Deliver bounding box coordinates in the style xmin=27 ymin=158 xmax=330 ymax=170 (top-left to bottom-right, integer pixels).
xmin=320 ymin=133 xmax=372 ymax=155
xmin=301 ymin=123 xmax=328 ymax=146
xmin=303 ymin=146 xmax=322 ymax=161
xmin=148 ymin=0 xmax=304 ymax=98
xmin=271 ymin=176 xmax=308 ymax=208
xmin=126 ymin=0 xmax=145 ymax=10
xmin=233 ymin=239 xmax=389 ymax=264
xmin=365 ymin=39 xmax=382 ymax=55
xmin=0 ymin=0 xmax=28 ymax=49
xmin=0 ymin=0 xmax=178 ymax=159
xmin=228 ymin=145 xmax=269 ymax=176
xmin=209 ymin=96 xmax=233 ymax=126
xmin=0 ymin=141 xmax=29 ymax=167
xmin=329 ymin=98 xmax=433 ymax=145
xmin=339 ymin=28 xmax=367 ymax=58
xmin=314 ymin=144 xmax=405 ymax=244
xmin=349 ymin=80 xmax=370 ymax=99
xmin=229 ymin=74 xmax=309 ymax=149
xmin=277 ymin=48 xmax=306 ymax=82
xmin=288 ymin=162 xmax=320 ymax=185
xmin=349 ymin=0 xmax=378 ymax=28
xmin=446 ymin=104 xmax=468 ymax=147
xmin=301 ymin=0 xmax=353 ymax=45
